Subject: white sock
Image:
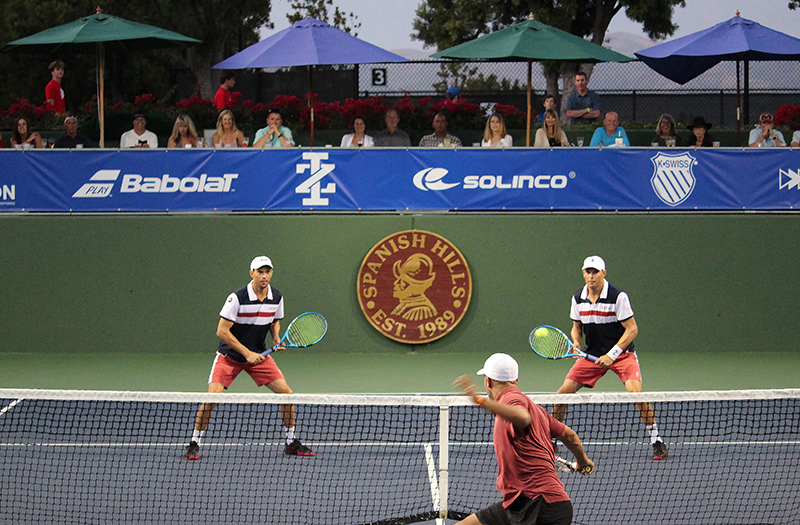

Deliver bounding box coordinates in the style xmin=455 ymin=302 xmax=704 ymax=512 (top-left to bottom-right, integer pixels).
xmin=646 ymin=424 xmax=661 ymax=445
xmin=191 ymin=429 xmax=205 ymax=445
xmin=286 ymin=426 xmax=295 ymax=445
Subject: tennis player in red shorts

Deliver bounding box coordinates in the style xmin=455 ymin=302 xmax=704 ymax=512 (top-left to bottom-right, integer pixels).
xmin=454 ymin=353 xmax=594 ymax=525
xmin=183 ymin=256 xmax=313 ymax=460
xmin=553 ymin=256 xmax=667 ymax=460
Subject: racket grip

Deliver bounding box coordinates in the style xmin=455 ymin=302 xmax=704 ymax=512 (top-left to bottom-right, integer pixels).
xmin=584 ymin=354 xmax=598 ymax=362
xmin=260 ymin=346 xmax=277 ymax=357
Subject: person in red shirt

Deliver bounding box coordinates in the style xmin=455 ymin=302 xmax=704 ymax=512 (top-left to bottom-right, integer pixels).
xmin=214 ymin=71 xmax=236 ymax=110
xmin=45 ymin=60 xmax=66 ymax=114
xmin=454 ymin=353 xmax=593 ymax=525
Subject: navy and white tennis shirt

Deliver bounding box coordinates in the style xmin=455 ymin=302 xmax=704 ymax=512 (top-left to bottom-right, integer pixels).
xmin=218 ymin=281 xmax=284 ymax=362
xmin=570 ymin=280 xmax=635 ymax=358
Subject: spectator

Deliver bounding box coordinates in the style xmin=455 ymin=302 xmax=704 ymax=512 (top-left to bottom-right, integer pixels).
xmin=54 ymin=115 xmax=92 ymax=149
xmin=167 ymin=114 xmax=200 ymax=148
xmin=419 ymin=113 xmax=462 ymax=147
xmin=45 ymin=60 xmax=66 ymax=114
xmin=686 ymin=117 xmax=715 ymax=147
xmin=749 ymin=111 xmax=786 ymax=147
xmin=0 ymin=134 xmax=4 ymax=148
xmin=565 ymin=71 xmax=602 ymax=124
xmin=10 ymin=116 xmax=43 ymax=149
xmin=373 ymin=109 xmax=411 ymax=147
xmin=212 ymin=109 xmax=246 ymax=148
xmin=445 ymin=86 xmax=460 ymax=101
xmin=589 ymin=112 xmax=629 ymax=147
xmin=120 ymin=114 xmax=159 ymax=148
xmin=534 ymin=109 xmax=569 ymax=147
xmin=214 ymin=72 xmax=236 ymax=110
xmin=340 ymin=116 xmax=374 ymax=148
xmin=481 ymin=113 xmax=512 ymax=148
xmin=253 ymin=109 xmax=295 ymax=148
xmin=792 ymin=129 xmax=800 ymax=147
xmin=652 ymin=114 xmax=681 ymax=147
xmin=537 ymin=93 xmax=557 ymax=123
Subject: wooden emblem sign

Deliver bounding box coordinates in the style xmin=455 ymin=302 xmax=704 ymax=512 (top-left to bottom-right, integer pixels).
xmin=357 ymin=230 xmax=472 ymax=344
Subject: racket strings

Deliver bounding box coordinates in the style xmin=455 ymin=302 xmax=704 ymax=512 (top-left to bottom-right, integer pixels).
xmin=530 ymin=328 xmax=571 ymax=358
xmin=286 ymin=314 xmax=327 ymax=346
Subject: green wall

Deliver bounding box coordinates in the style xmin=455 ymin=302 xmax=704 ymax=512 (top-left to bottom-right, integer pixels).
xmin=1 ymin=213 xmax=797 ymax=361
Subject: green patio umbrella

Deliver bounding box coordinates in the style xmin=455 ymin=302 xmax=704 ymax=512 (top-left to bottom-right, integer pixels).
xmin=431 ymin=17 xmax=633 ymax=146
xmin=4 ymin=8 xmax=201 ymax=147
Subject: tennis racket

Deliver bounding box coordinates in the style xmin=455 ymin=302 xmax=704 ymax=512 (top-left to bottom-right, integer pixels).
xmin=555 ymin=455 xmax=593 ymax=474
xmin=261 ymin=312 xmax=327 ymax=356
xmin=529 ymin=325 xmax=597 ymax=362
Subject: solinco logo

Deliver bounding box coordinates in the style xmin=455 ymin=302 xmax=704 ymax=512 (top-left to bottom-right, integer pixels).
xmin=357 ymin=230 xmax=472 ymax=344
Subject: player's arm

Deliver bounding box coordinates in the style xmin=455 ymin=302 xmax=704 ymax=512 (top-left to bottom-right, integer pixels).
xmin=270 ymin=320 xmax=283 ymax=349
xmin=570 ymin=320 xmax=583 ymax=352
xmin=556 ymin=425 xmax=594 ymax=475
xmin=216 ymin=318 xmax=264 ymax=365
xmin=596 ymin=316 xmax=638 ymax=368
xmin=454 ymin=375 xmax=531 ymax=430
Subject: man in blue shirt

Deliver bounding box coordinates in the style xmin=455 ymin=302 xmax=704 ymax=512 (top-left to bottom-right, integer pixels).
xmin=589 ymin=112 xmax=630 ymax=147
xmin=253 ymin=109 xmax=295 ymax=148
xmin=564 ymin=72 xmax=602 ymax=124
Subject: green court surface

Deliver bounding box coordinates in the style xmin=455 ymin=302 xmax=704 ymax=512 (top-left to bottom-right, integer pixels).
xmin=1 ymin=348 xmax=797 ymax=394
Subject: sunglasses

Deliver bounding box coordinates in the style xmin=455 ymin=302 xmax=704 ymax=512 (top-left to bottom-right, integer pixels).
xmin=760 ymin=115 xmax=773 ymax=121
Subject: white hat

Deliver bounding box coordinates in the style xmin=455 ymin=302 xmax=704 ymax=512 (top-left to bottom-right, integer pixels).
xmin=250 ymin=256 xmax=273 ymax=270
xmin=582 ymin=255 xmax=606 ymax=271
xmin=477 ymin=353 xmax=519 ymax=382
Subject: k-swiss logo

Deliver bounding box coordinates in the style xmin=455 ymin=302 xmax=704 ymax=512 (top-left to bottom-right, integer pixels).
xmin=357 ymin=230 xmax=472 ymax=344
xmin=650 ymin=152 xmax=697 ymax=206
xmin=296 ymin=152 xmax=336 ymax=205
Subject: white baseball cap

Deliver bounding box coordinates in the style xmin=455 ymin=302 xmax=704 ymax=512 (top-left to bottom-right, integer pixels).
xmin=250 ymin=256 xmax=273 ymax=270
xmin=477 ymin=353 xmax=519 ymax=382
xmin=582 ymin=255 xmax=606 ymax=271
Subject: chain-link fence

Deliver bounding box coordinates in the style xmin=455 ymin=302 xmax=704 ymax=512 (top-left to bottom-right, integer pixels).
xmin=232 ymin=59 xmax=800 ymax=129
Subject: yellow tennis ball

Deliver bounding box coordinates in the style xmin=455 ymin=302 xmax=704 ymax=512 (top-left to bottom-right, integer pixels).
xmin=534 ymin=328 xmax=548 ymax=338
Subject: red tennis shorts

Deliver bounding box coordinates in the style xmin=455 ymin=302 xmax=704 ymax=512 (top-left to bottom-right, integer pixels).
xmin=208 ymin=352 xmax=285 ymax=388
xmin=565 ymin=352 xmax=642 ymax=388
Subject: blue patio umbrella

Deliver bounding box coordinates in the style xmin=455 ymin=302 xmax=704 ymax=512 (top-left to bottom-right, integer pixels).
xmin=214 ymin=17 xmax=408 ymax=144
xmin=635 ymin=13 xmax=800 ymax=135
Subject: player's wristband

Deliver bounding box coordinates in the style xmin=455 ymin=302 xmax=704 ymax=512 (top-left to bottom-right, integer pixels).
xmin=607 ymin=345 xmax=624 ymax=361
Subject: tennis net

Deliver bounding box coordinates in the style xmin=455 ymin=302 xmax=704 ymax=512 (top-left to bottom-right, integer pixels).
xmin=1 ymin=388 xmax=798 ymax=525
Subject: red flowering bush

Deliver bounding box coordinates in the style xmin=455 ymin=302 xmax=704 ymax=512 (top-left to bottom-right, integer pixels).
xmin=1 ymin=97 xmax=60 ymax=130
xmin=775 ymin=104 xmax=800 ymax=130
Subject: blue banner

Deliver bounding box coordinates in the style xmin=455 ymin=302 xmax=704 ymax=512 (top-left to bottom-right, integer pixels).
xmin=1 ymin=148 xmax=799 ymax=212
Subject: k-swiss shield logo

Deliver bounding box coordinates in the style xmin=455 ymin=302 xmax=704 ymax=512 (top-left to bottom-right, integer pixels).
xmin=650 ymin=152 xmax=697 ymax=206
xmin=357 ymin=230 xmax=472 ymax=344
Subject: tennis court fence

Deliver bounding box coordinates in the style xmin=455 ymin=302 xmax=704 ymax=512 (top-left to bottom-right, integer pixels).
xmin=1 ymin=388 xmax=798 ymax=525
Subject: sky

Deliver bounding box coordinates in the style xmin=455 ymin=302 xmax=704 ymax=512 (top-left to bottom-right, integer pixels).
xmin=263 ymin=0 xmax=800 ymax=58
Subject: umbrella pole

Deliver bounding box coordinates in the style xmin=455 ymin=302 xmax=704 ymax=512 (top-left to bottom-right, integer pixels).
xmin=736 ymin=59 xmax=741 ymax=146
xmin=526 ymin=60 xmax=532 ymax=147
xmin=309 ymin=65 xmax=315 ymax=147
xmin=98 ymin=43 xmax=105 ymax=148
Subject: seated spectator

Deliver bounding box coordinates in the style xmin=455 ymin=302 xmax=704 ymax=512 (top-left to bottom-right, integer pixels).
xmin=253 ymin=108 xmax=295 ymax=148
xmin=481 ymin=113 xmax=513 ymax=147
xmin=54 ymin=115 xmax=92 ymax=148
xmin=10 ymin=116 xmax=43 ymax=149
xmin=120 ymin=114 xmax=158 ymax=148
xmin=373 ymin=109 xmax=411 ymax=147
xmin=686 ymin=117 xmax=714 ymax=147
xmin=534 ymin=109 xmax=569 ymax=147
xmin=214 ymin=72 xmax=236 ymax=110
xmin=340 ymin=116 xmax=374 ymax=148
xmin=0 ymin=134 xmax=5 ymax=148
xmin=212 ymin=109 xmax=246 ymax=148
xmin=652 ymin=113 xmax=681 ymax=147
xmin=589 ymin=112 xmax=629 ymax=147
xmin=419 ymin=113 xmax=462 ymax=147
xmin=792 ymin=129 xmax=800 ymax=147
xmin=749 ymin=112 xmax=785 ymax=147
xmin=167 ymin=114 xmax=200 ymax=148
xmin=537 ymin=94 xmax=556 ymax=124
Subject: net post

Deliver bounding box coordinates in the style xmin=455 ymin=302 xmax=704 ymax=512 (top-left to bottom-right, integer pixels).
xmin=438 ymin=400 xmax=450 ymax=520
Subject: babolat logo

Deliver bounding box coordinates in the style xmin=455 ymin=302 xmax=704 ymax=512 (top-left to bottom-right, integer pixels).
xmin=650 ymin=152 xmax=697 ymax=206
xmin=413 ymin=167 xmax=568 ymax=191
xmin=779 ymin=169 xmax=800 ymax=190
xmin=73 ymin=170 xmax=238 ymax=198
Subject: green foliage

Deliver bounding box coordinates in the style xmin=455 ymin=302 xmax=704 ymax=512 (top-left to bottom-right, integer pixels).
xmin=288 ymin=0 xmax=361 ymax=34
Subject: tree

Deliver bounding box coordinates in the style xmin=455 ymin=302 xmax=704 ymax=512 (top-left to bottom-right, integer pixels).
xmin=413 ymin=0 xmax=685 ymax=114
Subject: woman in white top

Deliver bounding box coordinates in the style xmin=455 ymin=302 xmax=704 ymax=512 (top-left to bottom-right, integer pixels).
xmin=212 ymin=109 xmax=246 ymax=148
xmin=340 ymin=116 xmax=374 ymax=148
xmin=481 ymin=113 xmax=513 ymax=147
xmin=534 ymin=109 xmax=569 ymax=147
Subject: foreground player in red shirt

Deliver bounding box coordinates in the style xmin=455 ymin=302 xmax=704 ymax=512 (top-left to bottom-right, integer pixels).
xmin=454 ymin=353 xmax=593 ymax=525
